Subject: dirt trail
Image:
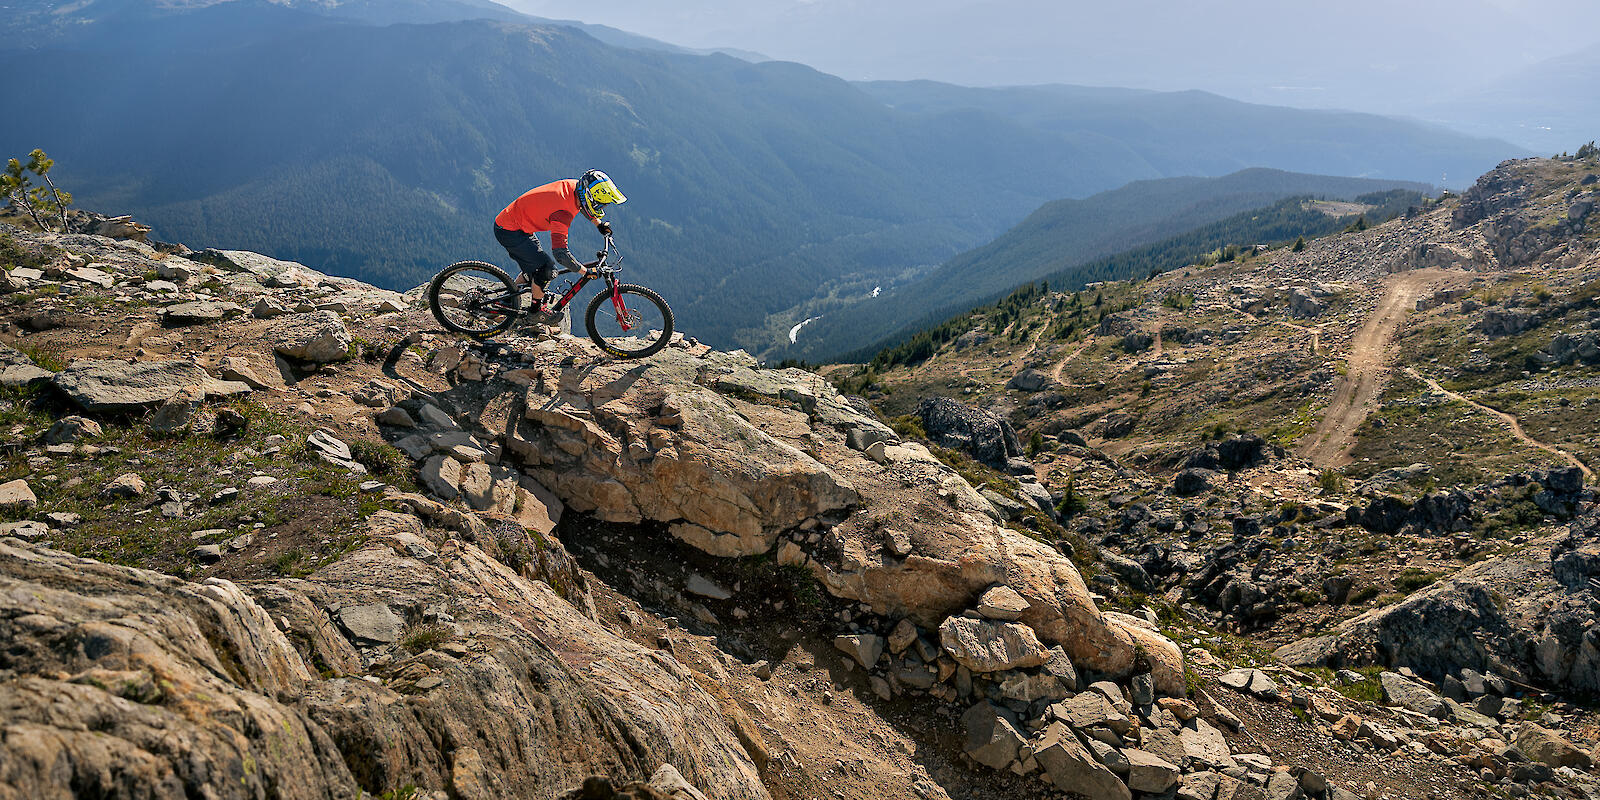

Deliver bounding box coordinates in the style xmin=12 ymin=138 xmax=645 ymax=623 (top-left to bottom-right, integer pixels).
xmin=1405 ymin=368 xmax=1594 ymax=479
xmin=1299 ymin=268 xmax=1467 ymax=467
xmin=1050 ymin=340 xmax=1095 ymax=383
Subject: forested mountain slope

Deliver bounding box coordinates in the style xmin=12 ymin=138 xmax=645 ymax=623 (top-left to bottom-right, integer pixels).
xmin=0 ymin=1 xmax=1519 ymax=349
xmin=791 ymin=169 xmax=1427 ymax=361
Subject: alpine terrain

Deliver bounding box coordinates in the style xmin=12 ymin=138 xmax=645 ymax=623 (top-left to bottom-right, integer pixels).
xmin=2 ymin=146 xmax=1600 ymax=800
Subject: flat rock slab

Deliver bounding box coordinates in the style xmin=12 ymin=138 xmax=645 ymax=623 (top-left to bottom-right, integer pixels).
xmin=1379 ymin=671 xmax=1446 ymax=717
xmin=65 ymin=266 xmax=115 ymax=288
xmin=53 ymin=360 xmax=251 ymax=412
xmin=203 ymin=249 xmax=324 ymax=286
xmin=337 ymin=602 xmax=405 ymax=643
xmin=160 ymin=300 xmax=245 ymax=326
xmin=0 ymin=363 xmax=53 ymax=388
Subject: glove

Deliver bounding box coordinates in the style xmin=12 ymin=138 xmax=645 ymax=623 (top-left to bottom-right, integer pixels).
xmin=596 ymin=221 xmax=612 ymax=236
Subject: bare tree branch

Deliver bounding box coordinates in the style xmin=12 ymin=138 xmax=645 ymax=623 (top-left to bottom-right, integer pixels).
xmin=40 ymin=173 xmax=69 ymax=232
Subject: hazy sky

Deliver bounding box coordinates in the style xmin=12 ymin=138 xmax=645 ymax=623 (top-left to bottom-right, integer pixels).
xmin=504 ymin=0 xmax=1600 ymax=115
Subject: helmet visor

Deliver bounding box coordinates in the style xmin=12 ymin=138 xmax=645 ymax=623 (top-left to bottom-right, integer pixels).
xmin=589 ymin=179 xmax=627 ymax=206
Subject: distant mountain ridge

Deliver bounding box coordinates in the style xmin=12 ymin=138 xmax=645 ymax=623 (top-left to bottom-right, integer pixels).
xmin=0 ymin=1 xmax=1521 ymax=350
xmin=787 ymin=169 xmax=1428 ymax=361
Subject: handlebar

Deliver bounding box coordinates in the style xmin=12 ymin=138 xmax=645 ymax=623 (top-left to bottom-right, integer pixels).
xmin=571 ymin=234 xmax=618 ymax=274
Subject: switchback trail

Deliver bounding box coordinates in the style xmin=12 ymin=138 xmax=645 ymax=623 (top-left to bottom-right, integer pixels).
xmin=1299 ymin=268 xmax=1468 ymax=467
xmin=1405 ymin=368 xmax=1594 ymax=479
xmin=1050 ymin=339 xmax=1095 ymax=383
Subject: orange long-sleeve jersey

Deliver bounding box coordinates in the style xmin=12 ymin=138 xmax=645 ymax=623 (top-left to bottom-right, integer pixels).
xmin=494 ymin=179 xmax=582 ymax=249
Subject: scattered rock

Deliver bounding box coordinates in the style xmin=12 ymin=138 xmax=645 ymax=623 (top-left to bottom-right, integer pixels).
xmin=976 ymin=585 xmax=1030 ymax=621
xmin=938 ymin=616 xmax=1048 ymax=673
xmin=960 ymin=702 xmax=1026 ymax=769
xmin=101 ymin=473 xmax=148 ymax=499
xmin=833 ymin=634 xmax=886 ymax=669
xmin=269 ymin=311 xmax=352 ymax=363
xmin=0 ymin=480 xmax=38 ymax=511
xmin=45 ymin=416 xmax=102 ymax=444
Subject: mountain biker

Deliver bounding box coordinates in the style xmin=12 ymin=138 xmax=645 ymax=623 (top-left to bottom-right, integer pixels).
xmin=494 ymin=170 xmax=627 ymax=323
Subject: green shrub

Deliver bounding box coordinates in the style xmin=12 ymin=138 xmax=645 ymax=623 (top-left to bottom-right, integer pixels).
xmin=1027 ymin=431 xmax=1045 ymax=456
xmin=1393 ymin=568 xmax=1443 ymax=593
xmin=1056 ymin=475 xmax=1088 ymax=520
xmin=889 ymin=414 xmax=927 ymax=440
xmin=350 ymin=438 xmax=411 ymax=478
xmin=399 ymin=623 xmax=455 ymax=653
xmin=1317 ymin=470 xmax=1346 ymax=493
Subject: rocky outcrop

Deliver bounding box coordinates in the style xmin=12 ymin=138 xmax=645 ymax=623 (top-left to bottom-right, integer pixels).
xmin=400 ymin=338 xmax=1182 ymax=697
xmin=1276 ymin=510 xmax=1600 ymax=694
xmin=0 ymin=515 xmax=767 ymax=800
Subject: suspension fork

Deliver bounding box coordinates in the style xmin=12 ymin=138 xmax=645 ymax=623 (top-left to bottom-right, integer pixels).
xmin=606 ymin=277 xmax=630 ymax=326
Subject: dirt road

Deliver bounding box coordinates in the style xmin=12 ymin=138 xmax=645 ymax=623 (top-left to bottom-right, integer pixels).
xmin=1299 ymin=268 xmax=1467 ymax=467
xmin=1405 ymin=368 xmax=1594 ymax=479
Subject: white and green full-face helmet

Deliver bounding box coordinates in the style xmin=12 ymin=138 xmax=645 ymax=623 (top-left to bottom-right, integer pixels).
xmin=577 ymin=169 xmax=627 ymax=220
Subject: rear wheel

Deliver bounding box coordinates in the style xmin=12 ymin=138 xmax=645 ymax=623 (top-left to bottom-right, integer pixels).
xmin=428 ymin=261 xmax=520 ymax=338
xmin=585 ymin=283 xmax=673 ymax=359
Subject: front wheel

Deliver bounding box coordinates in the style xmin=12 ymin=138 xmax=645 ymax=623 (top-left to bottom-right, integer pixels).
xmin=585 ymin=283 xmax=674 ymax=359
xmin=428 ymin=261 xmax=521 ymax=338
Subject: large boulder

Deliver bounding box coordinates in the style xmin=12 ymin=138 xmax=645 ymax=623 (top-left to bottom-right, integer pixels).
xmin=1005 ymin=368 xmax=1052 ymax=393
xmin=1379 ymin=672 xmax=1447 ymax=717
xmin=269 ymin=311 xmax=352 ymax=363
xmin=1512 ymin=724 xmax=1593 ymax=769
xmin=916 ymin=396 xmax=1023 ymax=469
xmin=52 ymin=359 xmax=251 ymax=412
xmin=514 ymin=349 xmax=861 ymax=558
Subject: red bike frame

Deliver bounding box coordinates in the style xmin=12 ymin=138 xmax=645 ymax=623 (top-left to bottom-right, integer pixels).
xmin=542 ymin=237 xmax=634 ymax=330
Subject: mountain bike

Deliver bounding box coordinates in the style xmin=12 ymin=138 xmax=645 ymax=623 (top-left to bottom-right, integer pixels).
xmin=426 ymin=234 xmax=674 ymax=359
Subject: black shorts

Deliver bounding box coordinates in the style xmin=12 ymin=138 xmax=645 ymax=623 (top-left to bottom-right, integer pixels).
xmin=494 ymin=224 xmax=556 ymax=287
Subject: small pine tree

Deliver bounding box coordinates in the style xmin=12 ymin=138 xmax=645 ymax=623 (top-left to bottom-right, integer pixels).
xmin=1291 ymin=236 xmax=1306 ymax=252
xmin=2 ymin=149 xmax=71 ymax=232
xmin=1055 ymin=475 xmax=1087 ymax=520
xmin=1345 ymin=215 xmax=1368 ymax=233
xmin=1027 ymin=431 xmax=1045 ymax=456
xmin=1578 ymin=141 xmax=1599 ymax=160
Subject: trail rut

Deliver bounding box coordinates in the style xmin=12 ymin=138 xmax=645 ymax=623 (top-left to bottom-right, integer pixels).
xmin=1299 ymin=268 xmax=1468 ymax=467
